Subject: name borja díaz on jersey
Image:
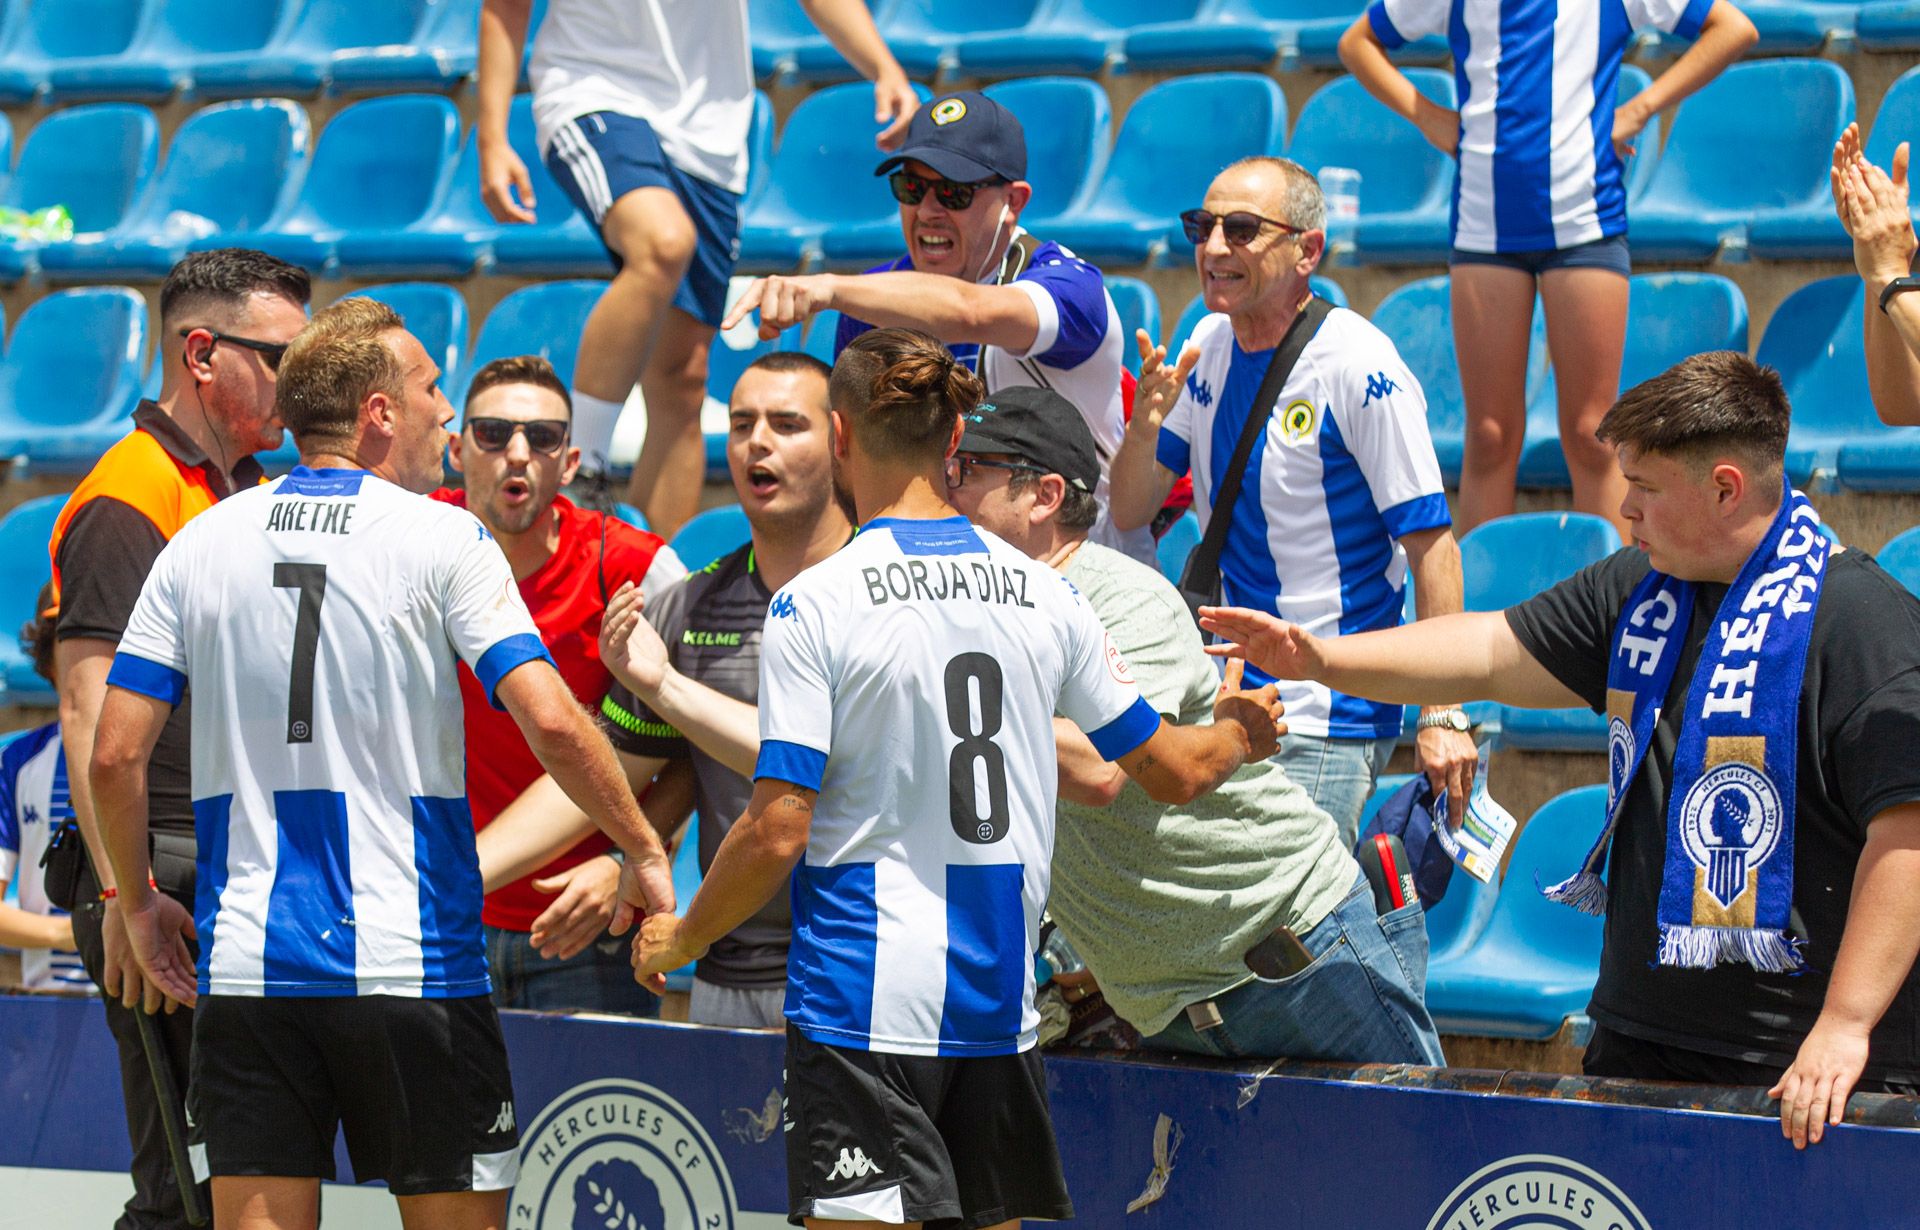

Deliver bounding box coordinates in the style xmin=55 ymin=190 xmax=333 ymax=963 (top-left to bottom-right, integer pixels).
xmin=860 ymin=558 xmax=1037 ymax=610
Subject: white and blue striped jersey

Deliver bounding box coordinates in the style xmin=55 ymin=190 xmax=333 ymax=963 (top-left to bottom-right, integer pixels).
xmin=109 ymin=467 xmax=551 ymax=999
xmin=755 ymin=516 xmax=1156 ymax=1057
xmin=0 ymin=723 xmax=89 ymax=992
xmin=1368 ymin=0 xmax=1711 ymax=252
xmin=1158 ymin=309 xmax=1449 ymax=739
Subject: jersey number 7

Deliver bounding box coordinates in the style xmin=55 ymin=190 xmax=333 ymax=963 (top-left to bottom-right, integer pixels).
xmin=945 ymin=653 xmax=1008 ymax=845
xmin=274 ymin=562 xmax=328 ymax=745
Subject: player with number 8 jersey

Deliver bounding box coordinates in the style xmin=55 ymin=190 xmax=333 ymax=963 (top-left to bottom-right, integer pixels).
xmin=634 ymin=328 xmax=1284 ymax=1229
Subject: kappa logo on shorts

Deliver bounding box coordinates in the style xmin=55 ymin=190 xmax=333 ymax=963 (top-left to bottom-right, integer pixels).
xmin=1427 ymin=1155 xmax=1651 ymax=1230
xmin=826 ymin=1147 xmax=885 ymax=1181
xmin=491 ymin=1102 xmax=516 ymax=1134
xmin=509 ymin=1079 xmax=740 ymax=1230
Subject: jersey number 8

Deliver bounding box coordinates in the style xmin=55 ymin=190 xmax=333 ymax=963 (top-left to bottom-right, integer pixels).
xmin=944 ymin=653 xmax=1009 ymax=844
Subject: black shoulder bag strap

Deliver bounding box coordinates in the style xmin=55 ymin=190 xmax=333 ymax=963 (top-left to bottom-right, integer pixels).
xmin=1177 ymin=295 xmax=1334 ymax=624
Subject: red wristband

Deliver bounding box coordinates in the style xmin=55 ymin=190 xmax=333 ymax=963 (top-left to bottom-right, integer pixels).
xmin=99 ymin=876 xmax=158 ymax=902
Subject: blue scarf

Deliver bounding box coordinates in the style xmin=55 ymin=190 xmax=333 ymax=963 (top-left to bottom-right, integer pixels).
xmin=1544 ymin=483 xmax=1829 ymax=972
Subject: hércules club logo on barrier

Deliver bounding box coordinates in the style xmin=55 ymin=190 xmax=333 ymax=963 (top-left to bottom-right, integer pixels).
xmin=511 ymin=1079 xmax=742 ymax=1230
xmin=1426 ymin=1155 xmax=1653 ymax=1230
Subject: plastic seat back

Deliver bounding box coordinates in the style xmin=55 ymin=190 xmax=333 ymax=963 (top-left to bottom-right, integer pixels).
xmin=278 ymin=0 xmax=434 ymax=60
xmin=743 ymin=91 xmax=775 ymax=208
xmin=982 ymin=76 xmax=1110 ymax=225
xmin=142 ymin=0 xmax=292 ymax=61
xmin=883 ymin=0 xmax=1045 ymax=38
xmin=1106 ymin=276 xmax=1160 ymax=374
xmin=1636 ymin=58 xmax=1853 ymax=215
xmin=1459 ymin=514 xmax=1622 ymax=611
xmin=1876 ymin=526 xmax=1920 ymax=598
xmin=1620 ymin=273 xmax=1748 ymax=389
xmin=1479 ymin=786 xmax=1608 ymax=967
xmin=1155 ymin=509 xmax=1200 ymax=583
xmin=753 ymin=82 xmax=931 ymax=232
xmin=1083 ymin=74 xmax=1286 ymax=224
xmin=1616 ymin=63 xmax=1661 ymax=202
xmin=1289 ymin=72 xmax=1455 ymax=217
xmin=1868 ymin=66 xmax=1920 ymax=168
xmin=1756 ymin=276 xmax=1884 ymax=475
xmin=0 ymin=493 xmax=66 ymax=689
xmin=13 ymin=0 xmax=145 ymax=61
xmin=285 ymin=95 xmax=460 ymax=234
xmin=1217 ymin=0 xmax=1372 ymax=21
xmin=670 ymin=505 xmax=752 ymax=572
xmin=449 ymin=280 xmax=604 ymax=411
xmin=1360 ymin=773 xmax=1498 ymax=963
xmin=351 ymin=283 xmax=469 ymax=391
xmin=1044 ymin=0 xmax=1205 ymax=30
xmin=7 ymin=104 xmax=158 ymax=233
xmin=0 ymin=287 xmax=145 ymax=430
xmin=126 ymin=99 xmax=308 ymax=241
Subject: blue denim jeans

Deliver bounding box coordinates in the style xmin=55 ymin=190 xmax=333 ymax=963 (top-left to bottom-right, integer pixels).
xmin=1274 ymin=733 xmax=1397 ymax=851
xmin=485 ymin=925 xmax=660 ymax=1017
xmin=1144 ymin=876 xmax=1445 ymax=1066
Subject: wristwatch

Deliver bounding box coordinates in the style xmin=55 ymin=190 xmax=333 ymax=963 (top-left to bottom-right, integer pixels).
xmin=1879 ymin=274 xmax=1920 ymax=315
xmin=1416 ymin=708 xmax=1471 ymax=733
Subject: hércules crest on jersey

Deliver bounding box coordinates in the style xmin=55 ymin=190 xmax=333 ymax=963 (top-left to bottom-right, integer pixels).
xmin=1280 ymin=400 xmax=1317 ymax=444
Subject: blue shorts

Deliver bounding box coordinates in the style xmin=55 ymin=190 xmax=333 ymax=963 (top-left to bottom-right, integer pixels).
xmin=1448 ymin=234 xmax=1631 ymax=277
xmin=543 ymin=111 xmax=741 ymax=327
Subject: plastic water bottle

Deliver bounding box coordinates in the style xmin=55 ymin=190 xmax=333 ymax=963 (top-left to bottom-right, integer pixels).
xmin=1319 ymin=166 xmax=1361 ymax=262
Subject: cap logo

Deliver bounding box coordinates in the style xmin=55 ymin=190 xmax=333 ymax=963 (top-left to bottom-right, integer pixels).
xmin=931 ymin=98 xmax=968 ymax=126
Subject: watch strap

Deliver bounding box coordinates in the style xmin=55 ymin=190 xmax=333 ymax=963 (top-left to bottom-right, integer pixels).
xmin=1879 ymin=275 xmax=1920 ymax=315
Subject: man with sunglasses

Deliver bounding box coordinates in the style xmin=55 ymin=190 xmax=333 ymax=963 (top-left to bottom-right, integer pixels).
xmin=432 ymin=356 xmax=684 ymax=1016
xmin=722 ymin=92 xmax=1155 ymax=565
xmin=1110 ymin=158 xmax=1477 ymax=850
xmin=46 ymin=247 xmax=309 ymax=1230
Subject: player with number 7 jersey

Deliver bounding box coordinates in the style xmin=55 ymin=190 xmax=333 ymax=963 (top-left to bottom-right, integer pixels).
xmin=633 ymin=328 xmax=1283 ymax=1229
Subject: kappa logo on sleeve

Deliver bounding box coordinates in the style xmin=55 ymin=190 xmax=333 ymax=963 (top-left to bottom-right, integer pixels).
xmin=768 ymin=592 xmax=798 ymax=620
xmin=1362 ymin=372 xmax=1400 ymax=405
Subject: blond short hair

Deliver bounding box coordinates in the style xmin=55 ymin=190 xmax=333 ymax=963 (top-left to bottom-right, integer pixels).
xmin=276 ymin=297 xmax=407 ymax=449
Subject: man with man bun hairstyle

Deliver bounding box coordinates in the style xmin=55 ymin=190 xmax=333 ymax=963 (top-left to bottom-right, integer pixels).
xmin=635 ymin=328 xmax=1286 ymax=1228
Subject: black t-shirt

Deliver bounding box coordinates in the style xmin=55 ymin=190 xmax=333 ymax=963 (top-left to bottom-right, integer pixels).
xmin=1508 ymin=545 xmax=1920 ymax=1079
xmin=602 ymin=544 xmax=789 ymax=989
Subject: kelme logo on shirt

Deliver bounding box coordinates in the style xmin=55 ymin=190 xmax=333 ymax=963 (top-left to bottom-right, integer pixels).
xmin=510 ymin=1079 xmax=740 ymax=1230
xmin=1426 ymin=1155 xmax=1651 ymax=1230
xmin=683 ymin=629 xmax=744 ymax=647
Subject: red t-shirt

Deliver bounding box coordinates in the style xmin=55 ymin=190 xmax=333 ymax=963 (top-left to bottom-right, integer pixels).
xmin=431 ymin=490 xmax=668 ymax=931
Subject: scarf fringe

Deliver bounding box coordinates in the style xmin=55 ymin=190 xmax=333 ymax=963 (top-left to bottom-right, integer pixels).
xmin=1657 ymin=924 xmax=1806 ymax=973
xmin=1540 ymin=870 xmax=1609 ymax=916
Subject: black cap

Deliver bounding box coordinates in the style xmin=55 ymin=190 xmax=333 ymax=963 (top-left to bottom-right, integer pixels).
xmin=958 ymin=386 xmax=1098 ymax=494
xmin=874 ymin=92 xmax=1026 ymax=184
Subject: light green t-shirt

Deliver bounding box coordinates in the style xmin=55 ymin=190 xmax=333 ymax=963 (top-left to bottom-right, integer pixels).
xmin=1050 ymin=543 xmax=1357 ymax=1036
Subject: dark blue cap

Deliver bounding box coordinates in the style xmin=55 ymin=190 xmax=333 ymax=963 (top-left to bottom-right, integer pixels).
xmin=874 ymin=92 xmax=1026 ymax=184
xmin=1359 ymin=776 xmax=1456 ymax=910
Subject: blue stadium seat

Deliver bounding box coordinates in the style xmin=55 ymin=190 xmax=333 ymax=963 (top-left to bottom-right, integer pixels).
xmin=957 ymin=0 xmax=1204 ymax=74
xmin=1455 ymin=514 xmax=1622 ymax=750
xmin=803 ymin=310 xmax=843 ymax=363
xmin=1371 ymin=276 xmax=1547 ymax=484
xmin=671 ymin=504 xmax=752 ymax=572
xmin=199 ymin=94 xmax=462 ymax=275
xmin=1616 ymin=64 xmax=1662 ymax=206
xmin=45 ymin=0 xmax=300 ymax=102
xmin=1107 ymin=277 xmax=1160 ymax=376
xmin=334 ymin=106 xmax=507 ymax=278
xmin=873 ymin=0 xmax=1049 ymax=77
xmin=706 ymin=323 xmax=806 ymax=408
xmin=191 ymin=0 xmax=467 ymax=96
xmin=1359 ymin=774 xmax=1498 ymax=966
xmin=0 ymin=104 xmax=159 ymax=282
xmin=1857 ymin=0 xmax=1920 ymax=48
xmin=446 ymin=280 xmax=603 ymax=413
xmin=1125 ymin=0 xmax=1446 ymax=70
xmin=329 ymin=0 xmax=483 ymax=92
xmin=1424 ymin=785 xmax=1607 ymax=1040
xmin=1155 ymin=509 xmax=1200 ymax=583
xmin=356 ymin=284 xmax=470 ymax=394
xmin=0 ymin=0 xmax=156 ymax=102
xmin=1751 ymin=276 xmax=1897 ymax=489
xmin=1751 ymin=63 xmax=1920 ymax=259
xmin=1637 ymin=0 xmax=1857 ymax=55
xmin=0 ymin=287 xmax=147 ymax=468
xmin=740 ymin=82 xmax=932 ymax=269
xmin=1165 ymin=276 xmax=1347 ymax=357
xmin=1875 ymin=525 xmax=1920 ymax=596
xmin=40 ymin=100 xmax=307 ymax=282
xmin=1629 ymin=59 xmax=1853 ymax=261
xmin=982 ymin=77 xmax=1110 ymax=231
xmin=613 ymin=503 xmax=649 ymax=532
xmin=1517 ymin=273 xmax=1747 ymax=487
xmin=0 ymin=493 xmax=63 ymax=706
xmin=750 ymin=0 xmax=827 ymax=77
xmin=1287 ymin=71 xmax=1456 ymax=264
xmin=821 ymin=76 xmax=1098 ymax=263
xmin=1048 ymin=74 xmax=1287 ymax=266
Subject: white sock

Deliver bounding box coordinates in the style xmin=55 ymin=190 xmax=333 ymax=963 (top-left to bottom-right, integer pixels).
xmin=570 ymin=390 xmax=624 ymax=476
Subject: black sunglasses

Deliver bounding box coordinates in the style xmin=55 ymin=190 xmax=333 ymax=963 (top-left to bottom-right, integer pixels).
xmin=1179 ymin=208 xmax=1307 ymax=247
xmin=466 ymin=417 xmax=571 ymax=454
xmin=180 ymin=328 xmax=290 ymax=371
xmin=944 ymin=455 xmax=1048 ymax=490
xmin=889 ymin=169 xmax=1007 ymax=212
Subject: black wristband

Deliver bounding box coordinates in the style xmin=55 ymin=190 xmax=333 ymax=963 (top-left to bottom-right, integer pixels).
xmin=1879 ymin=275 xmax=1920 ymax=314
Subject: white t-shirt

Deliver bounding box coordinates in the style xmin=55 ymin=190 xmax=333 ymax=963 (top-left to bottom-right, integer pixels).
xmin=1368 ymin=0 xmax=1712 ymax=252
xmin=754 ymin=515 xmax=1157 ymax=1057
xmin=110 ymin=468 xmax=550 ymax=998
xmin=530 ymin=0 xmax=755 ymax=195
xmin=1157 ymin=308 xmax=1450 ymax=739
xmin=0 ymin=723 xmax=89 ymax=992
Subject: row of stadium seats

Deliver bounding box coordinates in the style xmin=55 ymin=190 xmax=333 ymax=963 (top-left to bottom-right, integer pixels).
xmin=0 ymin=265 xmax=1903 ymax=491
xmin=0 ymin=58 xmax=1902 ymax=280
